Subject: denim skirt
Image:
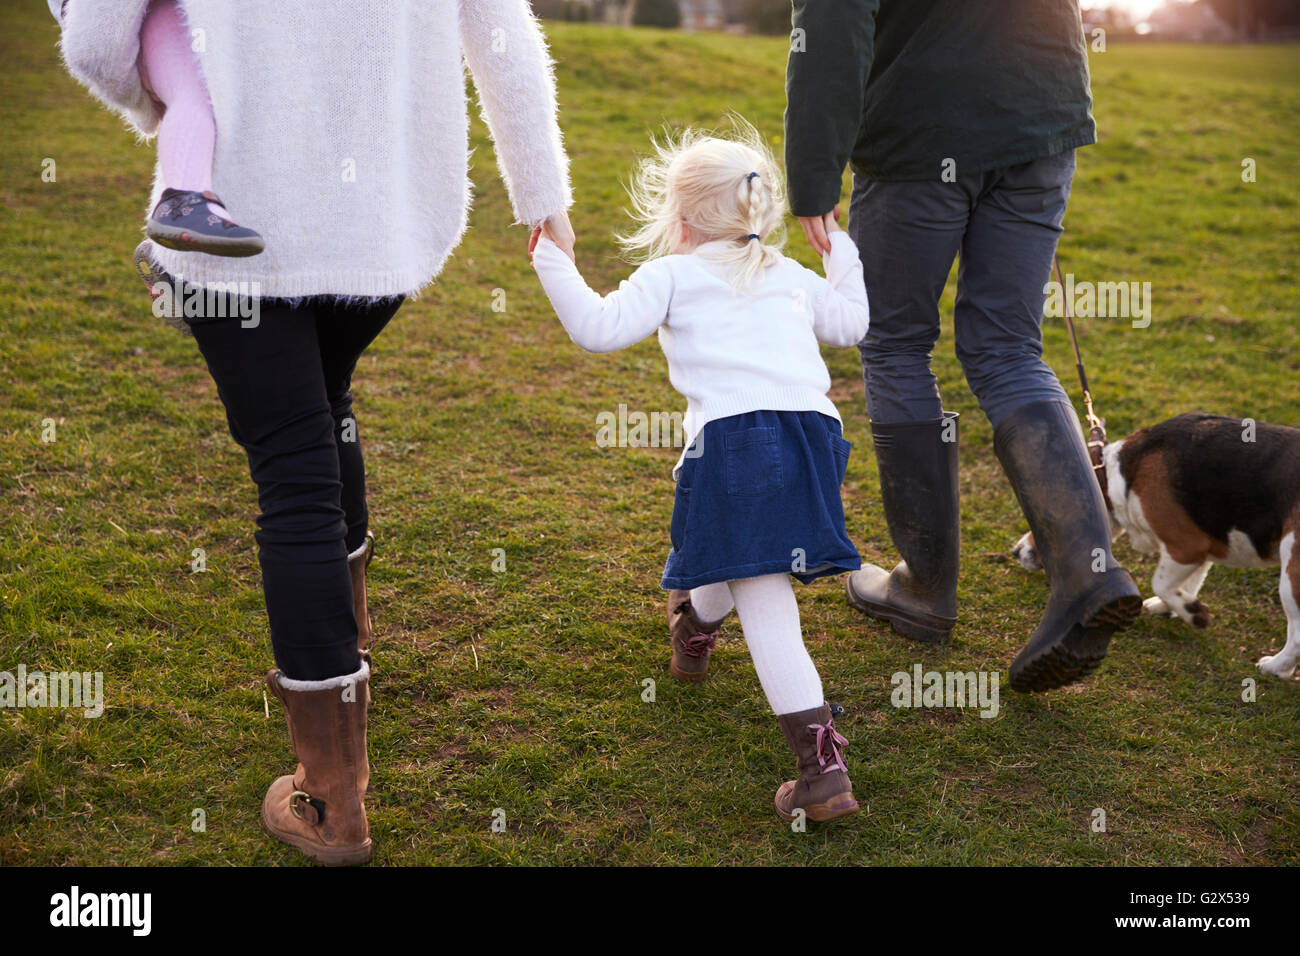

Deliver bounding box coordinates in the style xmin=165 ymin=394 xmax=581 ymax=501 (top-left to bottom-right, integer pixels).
xmin=661 ymin=409 xmax=862 ymax=590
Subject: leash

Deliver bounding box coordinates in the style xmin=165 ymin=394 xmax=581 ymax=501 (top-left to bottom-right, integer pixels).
xmin=1053 ymin=253 xmax=1110 ymax=502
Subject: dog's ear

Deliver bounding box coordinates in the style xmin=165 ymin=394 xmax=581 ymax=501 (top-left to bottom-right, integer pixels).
xmin=1011 ymin=531 xmax=1042 ymax=571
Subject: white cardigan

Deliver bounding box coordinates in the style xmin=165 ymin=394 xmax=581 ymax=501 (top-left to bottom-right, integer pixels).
xmin=532 ymin=231 xmax=870 ymax=470
xmin=59 ymin=0 xmax=572 ymax=299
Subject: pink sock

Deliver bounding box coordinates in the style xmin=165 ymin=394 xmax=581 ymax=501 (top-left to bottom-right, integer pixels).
xmin=138 ymin=0 xmax=228 ymax=218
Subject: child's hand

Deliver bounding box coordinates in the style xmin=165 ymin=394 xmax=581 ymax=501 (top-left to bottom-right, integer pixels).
xmin=798 ymin=204 xmax=840 ymax=256
xmin=541 ymin=210 xmax=576 ymax=263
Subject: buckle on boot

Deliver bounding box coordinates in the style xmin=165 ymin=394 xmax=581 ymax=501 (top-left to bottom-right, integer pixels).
xmin=290 ymin=789 xmax=325 ymax=825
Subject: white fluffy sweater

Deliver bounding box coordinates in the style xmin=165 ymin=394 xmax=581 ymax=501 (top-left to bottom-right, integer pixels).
xmin=59 ymin=0 xmax=573 ymax=299
xmin=532 ymin=231 xmax=870 ymax=468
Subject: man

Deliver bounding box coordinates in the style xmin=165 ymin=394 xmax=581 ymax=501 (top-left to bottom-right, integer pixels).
xmin=784 ymin=0 xmax=1141 ymax=692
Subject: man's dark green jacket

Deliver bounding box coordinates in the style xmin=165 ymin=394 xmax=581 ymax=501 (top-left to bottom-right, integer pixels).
xmin=784 ymin=0 xmax=1096 ymax=216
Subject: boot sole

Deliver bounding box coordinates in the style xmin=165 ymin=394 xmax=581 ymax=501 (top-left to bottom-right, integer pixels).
xmin=669 ymin=661 xmax=708 ymax=682
xmin=260 ymin=807 xmax=373 ymax=866
xmin=845 ymin=576 xmax=953 ymax=644
xmin=1009 ymin=593 xmax=1143 ymax=693
xmin=133 ymin=242 xmax=195 ymax=336
xmin=147 ymin=222 xmax=266 ymax=258
xmin=132 ymin=243 xmax=164 ymax=296
xmin=775 ymin=792 xmax=860 ymax=824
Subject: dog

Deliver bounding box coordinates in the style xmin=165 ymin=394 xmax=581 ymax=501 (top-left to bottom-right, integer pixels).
xmin=1012 ymin=413 xmax=1300 ymax=678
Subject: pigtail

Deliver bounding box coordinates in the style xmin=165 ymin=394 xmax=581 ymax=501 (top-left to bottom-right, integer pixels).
xmin=732 ymin=171 xmax=779 ymax=292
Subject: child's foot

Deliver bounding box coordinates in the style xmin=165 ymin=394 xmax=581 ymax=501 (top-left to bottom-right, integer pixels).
xmin=133 ymin=241 xmax=193 ymax=336
xmin=774 ymin=703 xmax=859 ymax=823
xmin=667 ymin=590 xmax=722 ymax=682
xmin=133 ymin=240 xmax=167 ymax=302
xmin=147 ymin=188 xmax=265 ymax=257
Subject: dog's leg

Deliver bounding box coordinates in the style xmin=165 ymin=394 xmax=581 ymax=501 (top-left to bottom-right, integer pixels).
xmin=1142 ymin=595 xmax=1172 ymax=617
xmin=1012 ymin=531 xmax=1042 ymax=571
xmin=1149 ymin=549 xmax=1213 ymax=629
xmin=1258 ymin=532 xmax=1298 ymax=679
xmin=1178 ymin=560 xmax=1213 ymax=627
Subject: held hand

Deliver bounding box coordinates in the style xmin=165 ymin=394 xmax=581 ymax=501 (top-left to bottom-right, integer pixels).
xmin=540 ymin=209 xmax=576 ymax=263
xmin=798 ymin=205 xmax=840 ymax=257
xmin=529 ymin=211 xmax=575 ymax=262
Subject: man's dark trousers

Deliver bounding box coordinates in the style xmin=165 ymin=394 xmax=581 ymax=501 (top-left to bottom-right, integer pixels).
xmin=848 ymin=150 xmax=1077 ymax=428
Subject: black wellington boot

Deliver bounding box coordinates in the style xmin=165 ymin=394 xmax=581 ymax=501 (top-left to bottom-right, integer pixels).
xmin=995 ymin=399 xmax=1142 ymax=692
xmin=845 ymin=412 xmax=960 ymax=643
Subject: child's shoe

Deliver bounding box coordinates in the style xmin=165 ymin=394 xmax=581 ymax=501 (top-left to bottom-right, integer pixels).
xmin=774 ymin=703 xmax=859 ymax=823
xmin=147 ymin=188 xmax=265 ymax=257
xmin=133 ymin=240 xmax=192 ymax=336
xmin=667 ymin=590 xmax=723 ymax=682
xmin=133 ymin=240 xmax=167 ymax=302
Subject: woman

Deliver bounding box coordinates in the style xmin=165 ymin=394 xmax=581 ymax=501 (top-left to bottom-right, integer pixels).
xmin=60 ymin=0 xmax=575 ymax=865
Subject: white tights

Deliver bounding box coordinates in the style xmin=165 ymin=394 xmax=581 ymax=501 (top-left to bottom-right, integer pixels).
xmin=689 ymin=574 xmax=824 ymax=716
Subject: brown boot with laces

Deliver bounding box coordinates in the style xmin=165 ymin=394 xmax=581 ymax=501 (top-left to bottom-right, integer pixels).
xmin=667 ymin=589 xmax=725 ymax=682
xmin=774 ymin=702 xmax=860 ymax=824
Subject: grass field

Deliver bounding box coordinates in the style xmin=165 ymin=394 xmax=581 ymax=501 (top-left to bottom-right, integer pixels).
xmin=1 ymin=2 xmax=1298 ymax=865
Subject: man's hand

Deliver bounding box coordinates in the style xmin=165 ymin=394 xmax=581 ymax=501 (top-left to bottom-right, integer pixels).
xmin=798 ymin=205 xmax=841 ymax=257
xmin=530 ymin=209 xmax=576 ymax=263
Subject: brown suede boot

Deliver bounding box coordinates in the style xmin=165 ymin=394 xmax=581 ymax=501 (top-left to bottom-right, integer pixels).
xmin=261 ymin=659 xmax=373 ymax=865
xmin=774 ymin=703 xmax=859 ymax=823
xmin=348 ymin=531 xmax=375 ymax=653
xmin=667 ymin=589 xmax=724 ymax=682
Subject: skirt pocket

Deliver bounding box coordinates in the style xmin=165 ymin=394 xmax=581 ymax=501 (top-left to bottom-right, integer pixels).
xmin=668 ymin=482 xmax=691 ymax=550
xmin=831 ymin=433 xmax=852 ymax=484
xmin=725 ymin=426 xmax=783 ymax=496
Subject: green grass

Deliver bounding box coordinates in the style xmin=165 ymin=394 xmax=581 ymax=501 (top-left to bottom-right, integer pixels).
xmin=1 ymin=2 xmax=1298 ymax=864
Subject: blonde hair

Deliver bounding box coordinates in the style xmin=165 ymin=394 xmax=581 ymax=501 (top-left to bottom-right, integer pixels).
xmin=619 ymin=117 xmax=786 ymax=293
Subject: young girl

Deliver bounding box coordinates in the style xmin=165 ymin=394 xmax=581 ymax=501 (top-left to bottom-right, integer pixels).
xmin=52 ymin=0 xmax=263 ymax=256
xmin=531 ymin=124 xmax=870 ymax=823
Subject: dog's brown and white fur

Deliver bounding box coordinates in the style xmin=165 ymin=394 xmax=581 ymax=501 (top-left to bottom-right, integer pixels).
xmin=1012 ymin=413 xmax=1300 ymax=678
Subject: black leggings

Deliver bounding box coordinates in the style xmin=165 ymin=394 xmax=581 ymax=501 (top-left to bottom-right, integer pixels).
xmin=190 ymin=296 xmax=402 ymax=680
